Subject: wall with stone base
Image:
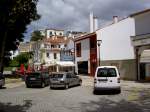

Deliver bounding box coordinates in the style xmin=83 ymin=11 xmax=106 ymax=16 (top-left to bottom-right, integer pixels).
xmin=101 ymin=59 xmax=136 ymax=80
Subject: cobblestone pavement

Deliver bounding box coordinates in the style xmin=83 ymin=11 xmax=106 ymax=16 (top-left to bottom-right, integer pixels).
xmin=0 ymin=77 xmax=150 ymax=112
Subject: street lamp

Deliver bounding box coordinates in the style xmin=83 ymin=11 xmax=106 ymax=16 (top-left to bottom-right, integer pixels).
xmin=97 ymin=40 xmax=102 ymax=66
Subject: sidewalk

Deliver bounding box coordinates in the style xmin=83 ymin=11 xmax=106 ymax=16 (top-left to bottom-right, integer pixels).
xmin=5 ymin=82 xmax=25 ymax=88
xmin=79 ymin=75 xmax=94 ymax=86
xmin=79 ymin=75 xmax=150 ymax=88
xmin=121 ymin=80 xmax=150 ymax=89
xmin=5 ymin=78 xmax=25 ymax=89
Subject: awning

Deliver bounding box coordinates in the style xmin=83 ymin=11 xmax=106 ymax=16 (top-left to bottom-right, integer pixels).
xmin=34 ymin=62 xmax=41 ymax=65
xmin=43 ymin=63 xmax=55 ymax=67
xmin=56 ymin=61 xmax=75 ymax=67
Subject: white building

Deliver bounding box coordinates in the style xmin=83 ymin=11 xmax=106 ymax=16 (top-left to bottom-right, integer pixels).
xmin=96 ymin=17 xmax=136 ymax=80
xmin=32 ymin=29 xmax=74 ymax=72
xmin=75 ymin=9 xmax=150 ymax=81
xmin=46 ymin=29 xmax=64 ymax=38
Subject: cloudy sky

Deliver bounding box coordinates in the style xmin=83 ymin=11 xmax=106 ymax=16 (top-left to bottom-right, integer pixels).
xmin=25 ymin=0 xmax=150 ymax=41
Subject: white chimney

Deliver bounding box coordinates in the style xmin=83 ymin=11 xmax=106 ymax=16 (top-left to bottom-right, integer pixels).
xmin=90 ymin=12 xmax=94 ymax=33
xmin=94 ymin=17 xmax=98 ymax=31
xmin=113 ymin=16 xmax=118 ymax=23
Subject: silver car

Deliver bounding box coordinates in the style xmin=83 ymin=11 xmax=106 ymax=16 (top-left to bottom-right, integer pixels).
xmin=0 ymin=73 xmax=5 ymax=88
xmin=50 ymin=72 xmax=82 ymax=89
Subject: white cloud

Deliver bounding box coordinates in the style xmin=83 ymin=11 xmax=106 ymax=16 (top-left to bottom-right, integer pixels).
xmin=24 ymin=0 xmax=150 ymax=41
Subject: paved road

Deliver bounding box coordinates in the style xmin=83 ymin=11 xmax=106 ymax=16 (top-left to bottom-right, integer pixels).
xmin=0 ymin=80 xmax=150 ymax=112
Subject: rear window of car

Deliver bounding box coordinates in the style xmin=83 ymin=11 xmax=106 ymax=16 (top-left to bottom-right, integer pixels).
xmin=0 ymin=73 xmax=4 ymax=78
xmin=27 ymin=73 xmax=41 ymax=77
xmin=97 ymin=68 xmax=117 ymax=77
xmin=51 ymin=74 xmax=64 ymax=78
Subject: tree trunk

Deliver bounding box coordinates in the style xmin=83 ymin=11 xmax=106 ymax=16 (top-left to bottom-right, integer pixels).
xmin=0 ymin=32 xmax=7 ymax=73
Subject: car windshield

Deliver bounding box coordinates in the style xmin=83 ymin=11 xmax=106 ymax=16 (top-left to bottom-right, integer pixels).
xmin=97 ymin=68 xmax=117 ymax=77
xmin=51 ymin=74 xmax=64 ymax=78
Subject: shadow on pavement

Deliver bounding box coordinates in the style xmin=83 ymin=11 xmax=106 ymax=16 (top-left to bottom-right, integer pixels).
xmin=50 ymin=85 xmax=81 ymax=90
xmin=0 ymin=87 xmax=7 ymax=89
xmin=81 ymin=98 xmax=149 ymax=112
xmin=0 ymin=100 xmax=32 ymax=112
xmin=93 ymin=90 xmax=121 ymax=95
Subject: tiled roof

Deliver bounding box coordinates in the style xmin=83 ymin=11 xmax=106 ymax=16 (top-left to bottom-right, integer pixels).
xmin=74 ymin=32 xmax=96 ymax=42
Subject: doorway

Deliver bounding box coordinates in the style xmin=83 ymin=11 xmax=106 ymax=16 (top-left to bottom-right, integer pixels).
xmin=140 ymin=63 xmax=146 ymax=80
xmin=77 ymin=61 xmax=88 ymax=75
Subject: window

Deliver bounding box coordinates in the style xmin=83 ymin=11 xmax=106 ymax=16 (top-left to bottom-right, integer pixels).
xmin=51 ymin=74 xmax=64 ymax=78
xmin=64 ymin=44 xmax=67 ymax=47
xmin=51 ymin=45 xmax=54 ymax=48
xmin=46 ymin=53 xmax=49 ymax=58
xmin=97 ymin=68 xmax=117 ymax=77
xmin=49 ymin=32 xmax=52 ymax=36
xmin=54 ymin=53 xmax=57 ymax=59
xmin=76 ymin=43 xmax=81 ymax=57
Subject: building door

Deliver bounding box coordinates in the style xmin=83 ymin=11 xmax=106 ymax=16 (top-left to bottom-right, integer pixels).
xmin=140 ymin=63 xmax=146 ymax=80
xmin=77 ymin=61 xmax=88 ymax=75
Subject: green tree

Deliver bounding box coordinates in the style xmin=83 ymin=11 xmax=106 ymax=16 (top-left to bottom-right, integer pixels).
xmin=30 ymin=30 xmax=44 ymax=41
xmin=0 ymin=0 xmax=40 ymax=72
xmin=9 ymin=52 xmax=33 ymax=67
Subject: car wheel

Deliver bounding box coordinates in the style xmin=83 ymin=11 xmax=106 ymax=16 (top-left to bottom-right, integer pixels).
xmin=116 ymin=89 xmax=121 ymax=94
xmin=26 ymin=84 xmax=31 ymax=88
xmin=41 ymin=82 xmax=45 ymax=88
xmin=79 ymin=80 xmax=82 ymax=86
xmin=65 ymin=84 xmax=69 ymax=89
xmin=50 ymin=86 xmax=53 ymax=89
xmin=93 ymin=89 xmax=97 ymax=94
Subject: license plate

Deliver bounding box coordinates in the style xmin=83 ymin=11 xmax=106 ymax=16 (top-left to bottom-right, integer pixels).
xmin=98 ymin=79 xmax=107 ymax=81
xmin=98 ymin=79 xmax=107 ymax=83
xmin=53 ymin=81 xmax=59 ymax=83
xmin=30 ymin=78 xmax=36 ymax=80
xmin=99 ymin=81 xmax=107 ymax=83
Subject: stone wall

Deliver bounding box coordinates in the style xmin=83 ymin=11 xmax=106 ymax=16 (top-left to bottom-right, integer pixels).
xmin=101 ymin=59 xmax=137 ymax=80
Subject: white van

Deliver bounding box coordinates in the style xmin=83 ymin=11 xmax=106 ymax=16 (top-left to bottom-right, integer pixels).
xmin=93 ymin=66 xmax=121 ymax=93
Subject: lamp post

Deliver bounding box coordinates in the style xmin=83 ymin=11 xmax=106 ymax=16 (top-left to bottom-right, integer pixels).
xmin=97 ymin=40 xmax=102 ymax=66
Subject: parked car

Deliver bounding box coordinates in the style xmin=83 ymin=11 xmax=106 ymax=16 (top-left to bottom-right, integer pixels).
xmin=93 ymin=66 xmax=121 ymax=93
xmin=25 ymin=72 xmax=50 ymax=88
xmin=49 ymin=72 xmax=82 ymax=89
xmin=0 ymin=72 xmax=5 ymax=88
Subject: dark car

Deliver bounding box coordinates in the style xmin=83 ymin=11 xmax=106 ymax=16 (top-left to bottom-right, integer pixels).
xmin=49 ymin=72 xmax=82 ymax=89
xmin=0 ymin=72 xmax=5 ymax=88
xmin=25 ymin=72 xmax=50 ymax=88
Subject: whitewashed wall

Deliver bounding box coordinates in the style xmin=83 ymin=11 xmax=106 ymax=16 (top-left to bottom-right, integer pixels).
xmin=46 ymin=30 xmax=64 ymax=38
xmin=96 ymin=17 xmax=135 ymax=60
xmin=44 ymin=52 xmax=60 ymax=62
xmin=75 ymin=38 xmax=90 ymax=73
